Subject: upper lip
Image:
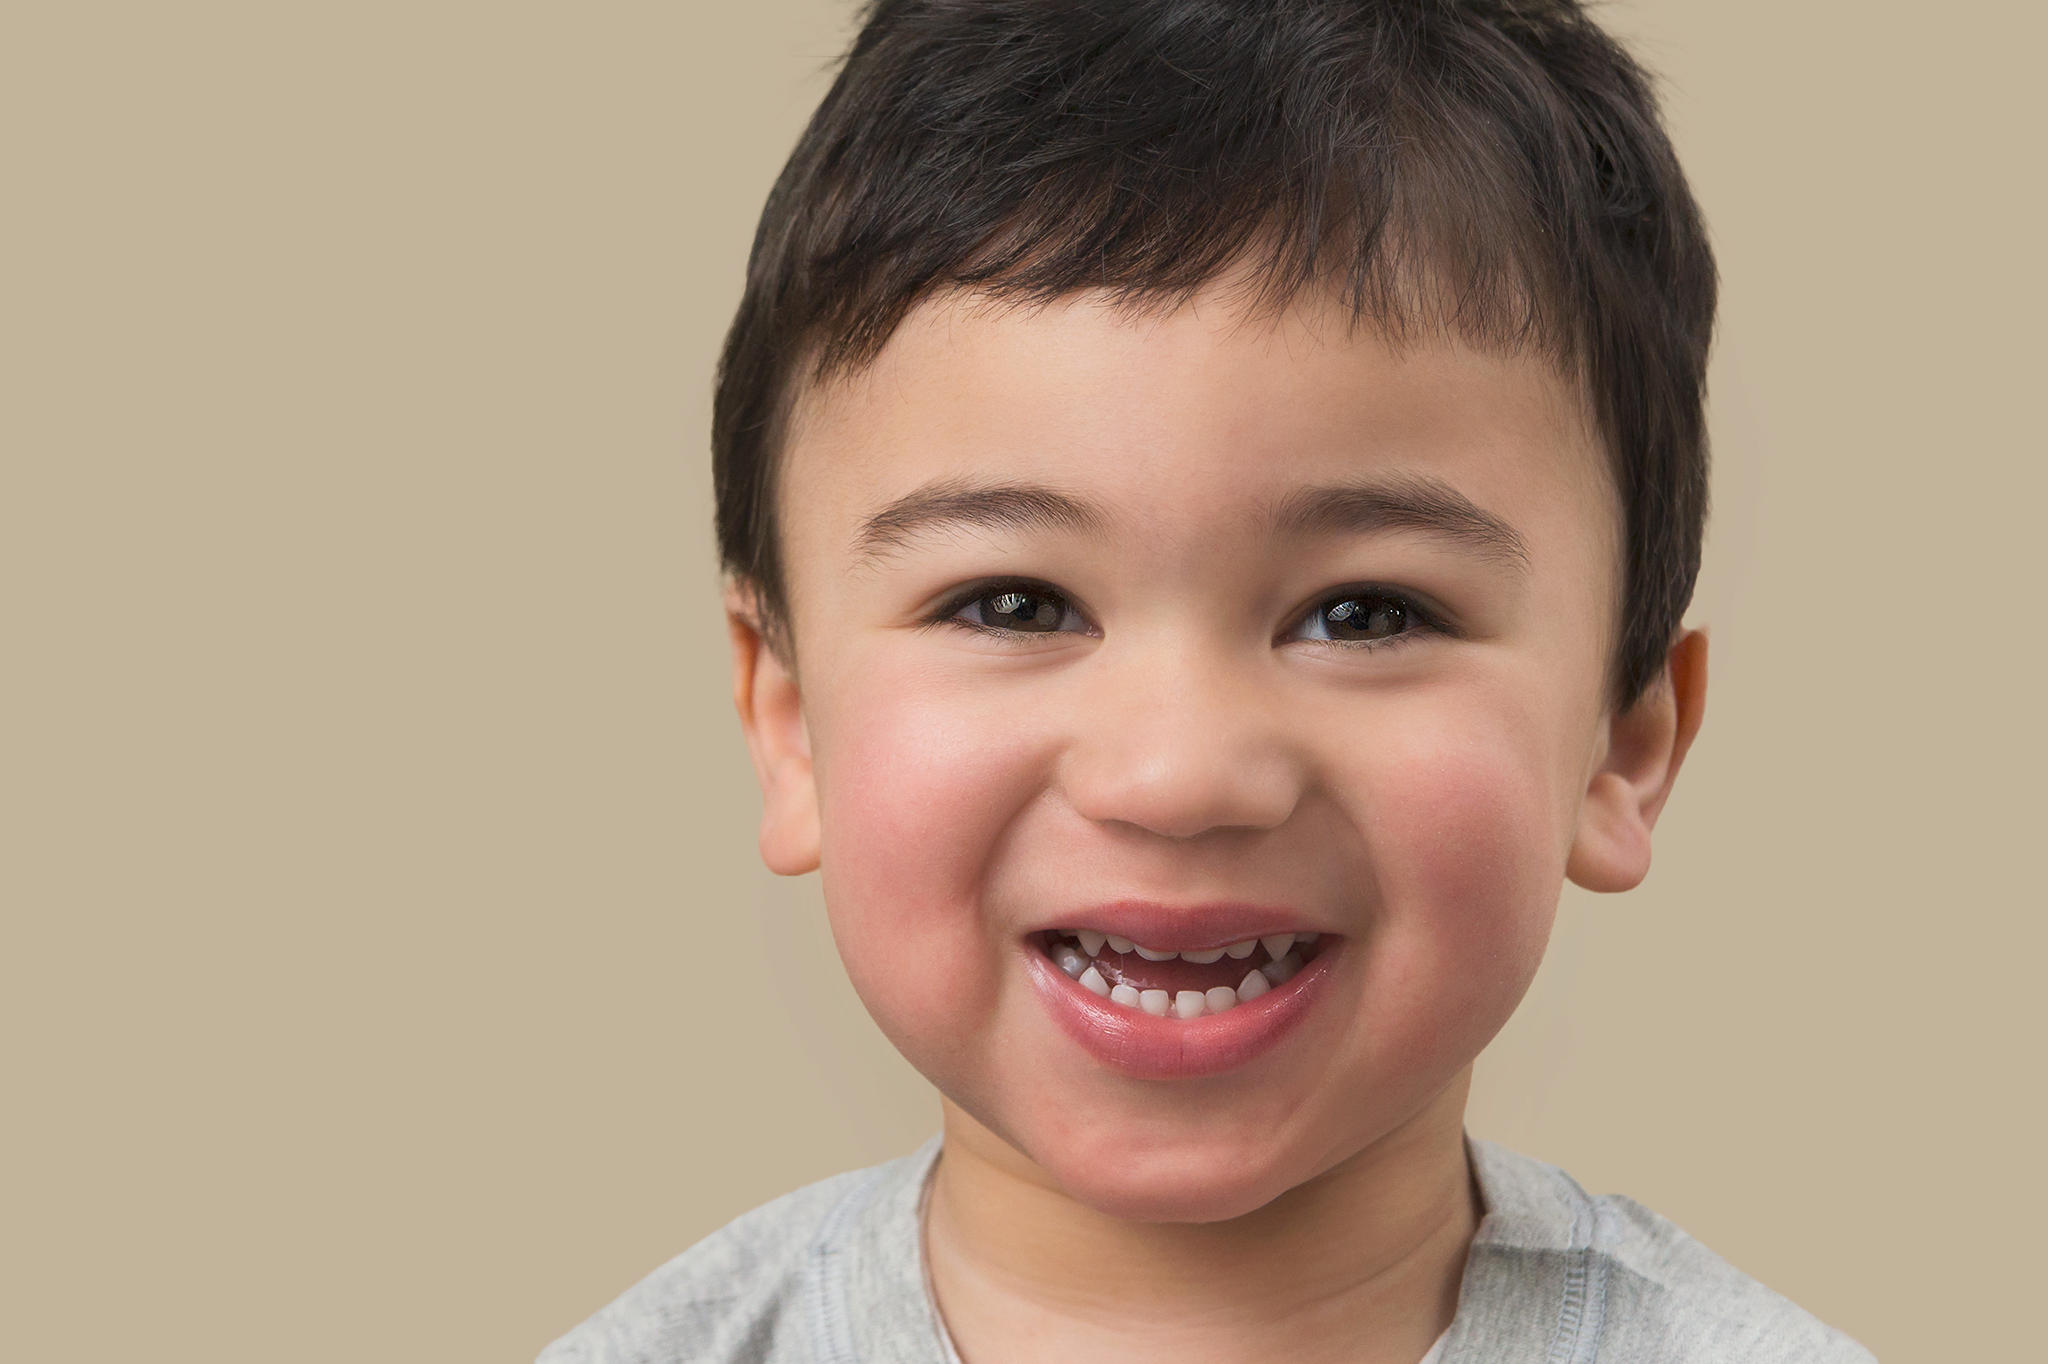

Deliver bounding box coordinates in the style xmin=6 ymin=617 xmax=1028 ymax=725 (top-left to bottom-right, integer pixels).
xmin=1025 ymin=900 xmax=1327 ymax=952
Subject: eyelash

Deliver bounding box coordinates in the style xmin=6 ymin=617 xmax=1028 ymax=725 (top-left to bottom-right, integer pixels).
xmin=1283 ymin=583 xmax=1449 ymax=651
xmin=926 ymin=578 xmax=1095 ymax=638
xmin=927 ymin=579 xmax=1451 ymax=650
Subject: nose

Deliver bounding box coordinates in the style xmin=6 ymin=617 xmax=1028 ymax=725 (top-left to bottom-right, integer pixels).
xmin=1058 ymin=642 xmax=1305 ymax=839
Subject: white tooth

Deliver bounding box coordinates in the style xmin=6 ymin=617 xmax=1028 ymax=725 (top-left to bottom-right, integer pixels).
xmin=1106 ymin=935 xmax=1135 ymax=954
xmin=1054 ymin=944 xmax=1088 ymax=978
xmin=1205 ymin=985 xmax=1239 ymax=1013
xmin=1111 ymin=983 xmax=1142 ymax=1008
xmin=1173 ymin=990 xmax=1206 ymax=1019
xmin=1139 ymin=989 xmax=1171 ymax=1016
xmin=1078 ymin=966 xmax=1111 ymax=997
xmin=1261 ymin=951 xmax=1302 ymax=986
xmin=1237 ymin=969 xmax=1271 ymax=1000
xmin=1299 ymin=932 xmax=1320 ymax=943
xmin=1224 ymin=939 xmax=1258 ymax=959
xmin=1134 ymin=944 xmax=1177 ymax=961
xmin=1181 ymin=947 xmax=1225 ymax=963
xmin=1077 ymin=930 xmax=1107 ymax=957
xmin=1261 ymin=934 xmax=1296 ymax=962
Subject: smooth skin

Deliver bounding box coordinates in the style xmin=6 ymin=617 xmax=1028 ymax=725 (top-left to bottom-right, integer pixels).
xmin=727 ymin=284 xmax=1707 ymax=1364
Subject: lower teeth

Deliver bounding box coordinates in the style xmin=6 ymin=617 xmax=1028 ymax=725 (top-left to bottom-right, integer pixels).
xmin=1050 ymin=934 xmax=1311 ymax=1017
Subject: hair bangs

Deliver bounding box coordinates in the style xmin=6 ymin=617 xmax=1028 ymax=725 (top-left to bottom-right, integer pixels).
xmin=717 ymin=0 xmax=1715 ymax=705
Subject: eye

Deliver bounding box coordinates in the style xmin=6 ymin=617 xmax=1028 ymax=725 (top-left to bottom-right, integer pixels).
xmin=947 ymin=582 xmax=1090 ymax=635
xmin=1288 ymin=589 xmax=1426 ymax=645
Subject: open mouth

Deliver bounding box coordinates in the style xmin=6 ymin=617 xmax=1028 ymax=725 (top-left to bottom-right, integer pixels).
xmin=1035 ymin=929 xmax=1328 ymax=1020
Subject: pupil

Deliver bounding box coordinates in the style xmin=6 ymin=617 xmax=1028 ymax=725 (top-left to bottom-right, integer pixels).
xmin=1326 ymin=596 xmax=1404 ymax=639
xmin=990 ymin=591 xmax=1060 ymax=631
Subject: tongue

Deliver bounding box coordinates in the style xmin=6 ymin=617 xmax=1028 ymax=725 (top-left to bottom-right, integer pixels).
xmin=1085 ymin=946 xmax=1270 ymax=994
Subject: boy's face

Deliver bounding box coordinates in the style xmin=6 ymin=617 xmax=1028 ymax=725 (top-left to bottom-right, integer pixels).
xmin=735 ymin=286 xmax=1694 ymax=1222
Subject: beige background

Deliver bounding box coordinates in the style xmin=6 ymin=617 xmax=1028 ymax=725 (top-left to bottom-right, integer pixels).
xmin=4 ymin=2 xmax=2041 ymax=1359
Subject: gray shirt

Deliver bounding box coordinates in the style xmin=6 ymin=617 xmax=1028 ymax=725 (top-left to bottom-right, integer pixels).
xmin=539 ymin=1137 xmax=1874 ymax=1363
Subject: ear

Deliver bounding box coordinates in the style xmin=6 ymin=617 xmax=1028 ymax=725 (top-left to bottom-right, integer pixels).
xmin=725 ymin=584 xmax=821 ymax=875
xmin=1567 ymin=628 xmax=1709 ymax=893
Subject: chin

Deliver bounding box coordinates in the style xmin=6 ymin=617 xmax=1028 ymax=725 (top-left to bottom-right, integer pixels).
xmin=1026 ymin=1125 xmax=1317 ymax=1224
xmin=1060 ymin=1176 xmax=1295 ymax=1224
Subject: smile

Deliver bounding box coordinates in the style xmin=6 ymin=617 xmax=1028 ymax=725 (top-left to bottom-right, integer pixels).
xmin=1038 ymin=929 xmax=1324 ymax=1018
xmin=1027 ymin=917 xmax=1337 ymax=1080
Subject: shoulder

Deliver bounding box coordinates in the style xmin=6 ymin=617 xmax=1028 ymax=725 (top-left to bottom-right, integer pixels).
xmin=1463 ymin=1140 xmax=1876 ymax=1364
xmin=535 ymin=1152 xmax=914 ymax=1364
xmin=1587 ymin=1190 xmax=1876 ymax=1363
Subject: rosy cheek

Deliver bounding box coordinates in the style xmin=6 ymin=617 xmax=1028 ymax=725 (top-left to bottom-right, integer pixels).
xmin=808 ymin=669 xmax=1049 ymax=1055
xmin=1350 ymin=724 xmax=1562 ymax=1068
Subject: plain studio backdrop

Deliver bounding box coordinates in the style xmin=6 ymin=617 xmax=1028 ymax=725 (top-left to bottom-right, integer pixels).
xmin=3 ymin=2 xmax=2041 ymax=1359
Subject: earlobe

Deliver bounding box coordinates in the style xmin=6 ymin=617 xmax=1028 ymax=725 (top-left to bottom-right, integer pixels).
xmin=1567 ymin=629 xmax=1708 ymax=893
xmin=725 ymin=585 xmax=821 ymax=876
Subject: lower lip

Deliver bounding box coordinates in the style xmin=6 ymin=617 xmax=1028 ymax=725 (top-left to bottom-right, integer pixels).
xmin=1025 ymin=946 xmax=1332 ymax=1081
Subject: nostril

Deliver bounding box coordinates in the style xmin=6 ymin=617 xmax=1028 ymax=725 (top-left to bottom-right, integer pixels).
xmin=1059 ymin=749 xmax=1305 ymax=840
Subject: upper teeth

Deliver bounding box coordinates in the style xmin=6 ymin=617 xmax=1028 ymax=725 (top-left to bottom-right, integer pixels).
xmin=1057 ymin=930 xmax=1314 ymax=964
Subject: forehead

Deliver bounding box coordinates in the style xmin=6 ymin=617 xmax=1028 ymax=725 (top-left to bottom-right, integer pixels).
xmin=779 ymin=286 xmax=1612 ymax=570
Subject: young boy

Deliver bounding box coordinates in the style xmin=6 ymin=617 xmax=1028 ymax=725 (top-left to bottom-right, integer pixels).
xmin=546 ymin=1 xmax=1872 ymax=1360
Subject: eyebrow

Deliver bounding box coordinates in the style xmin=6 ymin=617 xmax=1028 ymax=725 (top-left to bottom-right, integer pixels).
xmin=1275 ymin=476 xmax=1530 ymax=569
xmin=851 ymin=478 xmax=1105 ymax=562
xmin=848 ymin=472 xmax=1528 ymax=568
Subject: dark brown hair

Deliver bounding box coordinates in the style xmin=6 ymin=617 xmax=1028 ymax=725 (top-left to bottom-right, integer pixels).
xmin=713 ymin=0 xmax=1716 ymax=705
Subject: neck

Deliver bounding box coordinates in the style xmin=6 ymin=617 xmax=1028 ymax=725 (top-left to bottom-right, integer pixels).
xmin=923 ymin=1071 xmax=1479 ymax=1364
